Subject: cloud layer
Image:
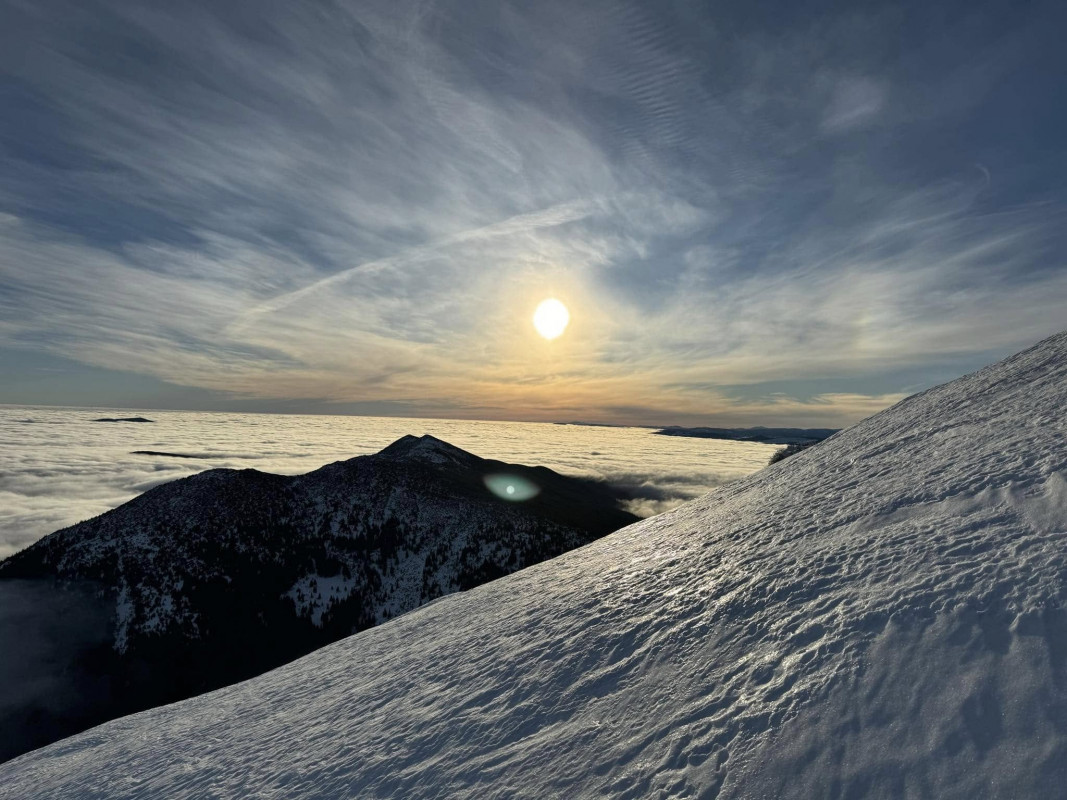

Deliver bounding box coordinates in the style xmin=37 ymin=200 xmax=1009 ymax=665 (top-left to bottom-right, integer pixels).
xmin=1 ymin=0 xmax=1065 ymax=423
xmin=0 ymin=406 xmax=777 ymax=558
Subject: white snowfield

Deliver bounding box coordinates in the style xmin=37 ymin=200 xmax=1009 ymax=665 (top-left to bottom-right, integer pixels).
xmin=4 ymin=332 xmax=1067 ymax=798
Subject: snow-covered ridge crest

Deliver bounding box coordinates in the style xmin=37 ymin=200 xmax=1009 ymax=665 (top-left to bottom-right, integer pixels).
xmin=4 ymin=331 xmax=1067 ymax=798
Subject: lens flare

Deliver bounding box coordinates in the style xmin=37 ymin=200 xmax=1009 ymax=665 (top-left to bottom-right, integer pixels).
xmin=533 ymin=299 xmax=570 ymax=340
xmin=483 ymin=473 xmax=540 ymax=502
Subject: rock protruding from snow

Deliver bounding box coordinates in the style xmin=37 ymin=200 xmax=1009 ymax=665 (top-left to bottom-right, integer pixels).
xmin=4 ymin=332 xmax=1067 ymax=799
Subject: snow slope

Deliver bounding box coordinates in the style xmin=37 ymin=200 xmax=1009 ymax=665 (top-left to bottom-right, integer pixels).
xmin=4 ymin=331 xmax=1067 ymax=798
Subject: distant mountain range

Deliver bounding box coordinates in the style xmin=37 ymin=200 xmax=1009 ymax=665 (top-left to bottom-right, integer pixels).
xmin=0 ymin=435 xmax=638 ymax=763
xmin=653 ymin=425 xmax=838 ymax=445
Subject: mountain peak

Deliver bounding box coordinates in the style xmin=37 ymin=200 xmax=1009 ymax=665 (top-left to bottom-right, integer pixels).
xmin=0 ymin=430 xmax=638 ymax=763
xmin=377 ymin=434 xmax=479 ymax=466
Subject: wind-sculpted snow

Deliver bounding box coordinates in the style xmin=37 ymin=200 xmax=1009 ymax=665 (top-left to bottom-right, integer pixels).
xmin=4 ymin=332 xmax=1067 ymax=797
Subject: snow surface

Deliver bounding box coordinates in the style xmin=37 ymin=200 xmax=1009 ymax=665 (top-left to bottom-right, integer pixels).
xmin=286 ymin=572 xmax=363 ymax=628
xmin=4 ymin=332 xmax=1067 ymax=798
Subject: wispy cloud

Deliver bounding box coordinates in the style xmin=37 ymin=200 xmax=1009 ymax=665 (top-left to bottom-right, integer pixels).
xmin=1 ymin=0 xmax=1064 ymax=424
xmin=234 ymin=199 xmax=596 ymax=324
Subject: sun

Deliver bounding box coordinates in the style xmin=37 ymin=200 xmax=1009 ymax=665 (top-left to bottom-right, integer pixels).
xmin=533 ymin=298 xmax=570 ymax=340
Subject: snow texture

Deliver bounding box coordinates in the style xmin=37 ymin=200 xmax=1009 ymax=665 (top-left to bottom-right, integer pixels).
xmin=3 ymin=331 xmax=1067 ymax=798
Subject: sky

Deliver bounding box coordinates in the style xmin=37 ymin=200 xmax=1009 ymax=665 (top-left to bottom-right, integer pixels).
xmin=1 ymin=0 xmax=1065 ymax=427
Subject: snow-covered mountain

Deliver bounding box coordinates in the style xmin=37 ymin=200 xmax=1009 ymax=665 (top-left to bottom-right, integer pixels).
xmin=4 ymin=332 xmax=1067 ymax=798
xmin=654 ymin=425 xmax=838 ymax=444
xmin=0 ymin=435 xmax=637 ymax=763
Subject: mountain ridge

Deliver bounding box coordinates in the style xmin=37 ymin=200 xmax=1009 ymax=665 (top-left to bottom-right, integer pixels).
xmin=0 ymin=436 xmax=638 ymax=763
xmin=4 ymin=331 xmax=1067 ymax=797
xmin=653 ymin=425 xmax=838 ymax=444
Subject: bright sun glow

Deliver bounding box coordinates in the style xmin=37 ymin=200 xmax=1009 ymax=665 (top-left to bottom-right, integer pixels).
xmin=533 ymin=298 xmax=570 ymax=340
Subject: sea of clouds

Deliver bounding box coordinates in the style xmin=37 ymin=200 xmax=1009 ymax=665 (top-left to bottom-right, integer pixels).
xmin=0 ymin=406 xmax=777 ymax=558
